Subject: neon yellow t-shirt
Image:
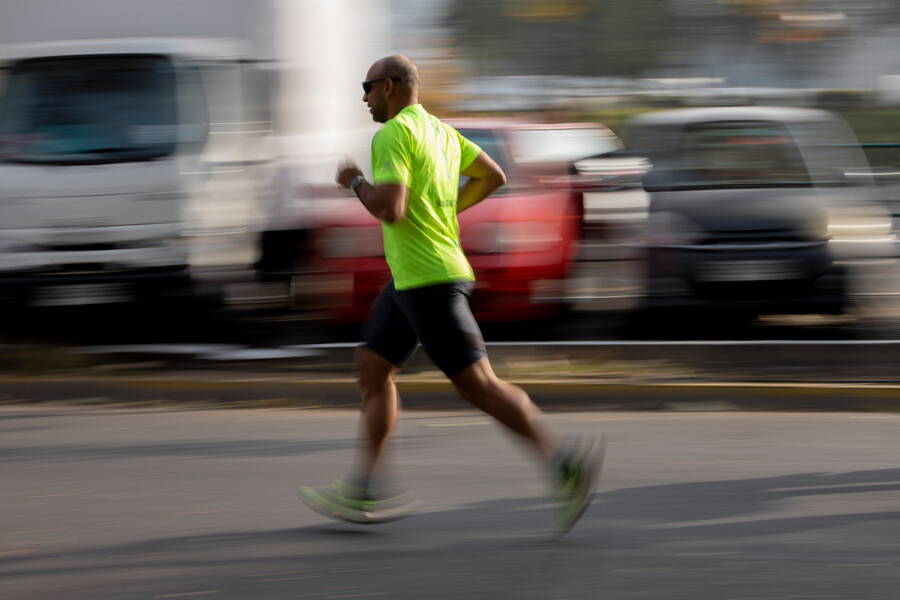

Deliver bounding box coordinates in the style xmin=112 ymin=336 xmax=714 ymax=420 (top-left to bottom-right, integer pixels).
xmin=371 ymin=104 xmax=482 ymax=290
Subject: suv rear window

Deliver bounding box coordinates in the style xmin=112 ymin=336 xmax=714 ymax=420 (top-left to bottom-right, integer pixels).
xmin=672 ymin=121 xmax=811 ymax=188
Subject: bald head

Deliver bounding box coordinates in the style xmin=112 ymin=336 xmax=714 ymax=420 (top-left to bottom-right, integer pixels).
xmin=363 ymin=55 xmax=420 ymax=123
xmin=370 ymin=54 xmax=419 ymax=95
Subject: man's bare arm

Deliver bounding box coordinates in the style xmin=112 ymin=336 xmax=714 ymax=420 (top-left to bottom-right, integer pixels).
xmin=336 ymin=160 xmax=409 ymax=223
xmin=457 ymin=151 xmax=507 ymax=214
xmin=354 ymin=182 xmax=408 ymax=223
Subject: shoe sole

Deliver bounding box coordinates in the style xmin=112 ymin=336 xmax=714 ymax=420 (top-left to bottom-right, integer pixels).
xmin=298 ymin=486 xmax=421 ymax=525
xmin=555 ymin=435 xmax=605 ymax=536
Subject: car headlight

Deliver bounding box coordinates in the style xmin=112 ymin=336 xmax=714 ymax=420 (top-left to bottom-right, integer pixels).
xmin=315 ymin=227 xmax=384 ymax=259
xmin=461 ymin=221 xmax=562 ymax=254
xmin=826 ymin=205 xmax=893 ymax=239
xmin=826 ymin=204 xmax=896 ymax=259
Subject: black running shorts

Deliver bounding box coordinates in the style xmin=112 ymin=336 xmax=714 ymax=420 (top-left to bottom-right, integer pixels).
xmin=359 ymin=279 xmax=487 ymax=377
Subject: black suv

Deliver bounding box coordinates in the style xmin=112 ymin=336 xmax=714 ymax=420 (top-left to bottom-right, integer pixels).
xmin=626 ymin=106 xmax=888 ymax=319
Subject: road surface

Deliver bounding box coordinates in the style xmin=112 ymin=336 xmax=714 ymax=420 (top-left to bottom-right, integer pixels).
xmin=2 ymin=406 xmax=899 ymax=599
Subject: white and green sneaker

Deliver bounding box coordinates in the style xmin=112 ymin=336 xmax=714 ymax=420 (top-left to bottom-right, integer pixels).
xmin=299 ymin=479 xmax=420 ymax=525
xmin=548 ymin=436 xmax=604 ymax=535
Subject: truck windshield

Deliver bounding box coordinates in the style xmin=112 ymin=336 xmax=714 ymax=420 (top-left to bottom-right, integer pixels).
xmin=0 ymin=54 xmax=178 ymax=165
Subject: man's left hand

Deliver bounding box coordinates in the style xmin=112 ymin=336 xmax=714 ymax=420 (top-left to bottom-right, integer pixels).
xmin=336 ymin=157 xmax=364 ymax=189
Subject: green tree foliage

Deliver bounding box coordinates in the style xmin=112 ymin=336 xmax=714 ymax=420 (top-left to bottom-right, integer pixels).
xmin=446 ymin=0 xmax=672 ymax=77
xmin=446 ymin=0 xmax=900 ymax=82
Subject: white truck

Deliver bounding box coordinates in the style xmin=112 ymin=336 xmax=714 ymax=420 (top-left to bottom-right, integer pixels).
xmin=0 ymin=0 xmax=383 ymax=310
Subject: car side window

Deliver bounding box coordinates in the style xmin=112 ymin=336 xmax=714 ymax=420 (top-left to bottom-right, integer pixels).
xmin=456 ymin=128 xmax=510 ymax=195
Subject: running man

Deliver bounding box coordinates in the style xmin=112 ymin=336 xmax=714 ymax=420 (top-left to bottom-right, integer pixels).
xmin=299 ymin=55 xmax=601 ymax=534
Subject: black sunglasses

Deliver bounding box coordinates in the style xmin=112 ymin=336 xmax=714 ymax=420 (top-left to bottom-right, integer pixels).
xmin=362 ymin=77 xmax=402 ymax=94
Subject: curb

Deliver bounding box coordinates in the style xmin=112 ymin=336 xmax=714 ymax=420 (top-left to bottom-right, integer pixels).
xmin=2 ymin=374 xmax=899 ymax=411
xmin=2 ymin=340 xmax=898 ymax=411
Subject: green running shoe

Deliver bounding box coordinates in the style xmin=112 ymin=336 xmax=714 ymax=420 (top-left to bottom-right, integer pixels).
xmin=549 ymin=435 xmax=604 ymax=535
xmin=299 ymin=479 xmax=419 ymax=525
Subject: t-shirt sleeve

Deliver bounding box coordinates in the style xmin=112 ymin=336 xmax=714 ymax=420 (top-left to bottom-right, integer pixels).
xmin=456 ymin=129 xmax=482 ymax=172
xmin=371 ymin=122 xmax=413 ymax=186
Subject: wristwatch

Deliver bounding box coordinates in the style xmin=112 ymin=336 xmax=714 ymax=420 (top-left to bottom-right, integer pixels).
xmin=350 ymin=175 xmax=366 ymax=190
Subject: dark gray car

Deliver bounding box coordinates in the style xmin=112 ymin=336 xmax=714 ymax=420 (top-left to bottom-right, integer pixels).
xmin=625 ymin=106 xmax=885 ymax=319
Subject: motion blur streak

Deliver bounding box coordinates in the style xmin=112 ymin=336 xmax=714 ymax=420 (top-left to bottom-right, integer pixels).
xmin=0 ymin=0 xmax=897 ymax=335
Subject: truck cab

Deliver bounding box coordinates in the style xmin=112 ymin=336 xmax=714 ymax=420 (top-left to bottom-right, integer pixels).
xmin=0 ymin=38 xmax=272 ymax=308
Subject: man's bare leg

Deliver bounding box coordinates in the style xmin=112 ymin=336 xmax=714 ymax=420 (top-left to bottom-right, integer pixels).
xmin=353 ymin=346 xmax=401 ymax=480
xmin=450 ymin=357 xmax=559 ymax=463
xmin=451 ymin=356 xmax=602 ymax=533
xmin=298 ymin=346 xmax=416 ymax=524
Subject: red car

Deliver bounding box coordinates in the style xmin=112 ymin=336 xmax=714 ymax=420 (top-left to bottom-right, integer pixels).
xmin=300 ymin=119 xmax=582 ymax=324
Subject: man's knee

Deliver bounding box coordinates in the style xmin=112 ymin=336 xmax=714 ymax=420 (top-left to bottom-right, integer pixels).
xmin=355 ymin=346 xmax=397 ymax=391
xmin=451 ymin=358 xmax=500 ymax=408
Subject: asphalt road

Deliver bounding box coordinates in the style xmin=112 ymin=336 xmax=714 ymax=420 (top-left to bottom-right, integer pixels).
xmin=2 ymin=406 xmax=899 ymax=600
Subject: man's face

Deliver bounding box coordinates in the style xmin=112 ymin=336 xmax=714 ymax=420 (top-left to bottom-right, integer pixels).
xmin=363 ymin=67 xmax=389 ymax=124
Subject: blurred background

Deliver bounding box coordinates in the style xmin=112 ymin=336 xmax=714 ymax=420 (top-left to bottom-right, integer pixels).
xmin=1 ymin=0 xmax=899 ymax=359
xmin=4 ymin=8 xmax=898 ymax=598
